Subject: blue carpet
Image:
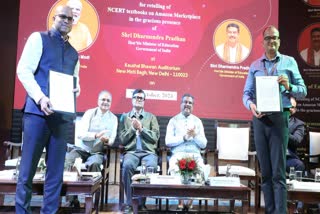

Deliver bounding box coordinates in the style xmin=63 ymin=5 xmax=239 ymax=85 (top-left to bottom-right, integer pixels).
xmin=4 ymin=195 xmax=245 ymax=207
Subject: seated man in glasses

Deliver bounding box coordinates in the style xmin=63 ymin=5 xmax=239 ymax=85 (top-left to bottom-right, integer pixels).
xmin=118 ymin=89 xmax=160 ymax=213
xmin=65 ymin=90 xmax=117 ymax=207
xmin=286 ymin=97 xmax=305 ymax=173
xmin=66 ymin=90 xmax=117 ymax=171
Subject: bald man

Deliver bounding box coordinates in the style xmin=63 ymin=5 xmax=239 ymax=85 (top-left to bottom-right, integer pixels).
xmin=15 ymin=5 xmax=80 ymax=213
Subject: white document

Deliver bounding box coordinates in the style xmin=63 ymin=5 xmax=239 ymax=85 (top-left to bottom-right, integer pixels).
xmin=255 ymin=76 xmax=281 ymax=113
xmin=150 ymin=175 xmax=181 ymax=185
xmin=208 ymin=176 xmax=241 ymax=187
xmin=49 ymin=70 xmax=75 ymax=113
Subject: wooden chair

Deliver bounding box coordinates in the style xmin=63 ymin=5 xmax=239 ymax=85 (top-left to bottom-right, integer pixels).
xmin=213 ymin=121 xmax=259 ymax=212
xmin=4 ymin=140 xmax=22 ymax=164
xmin=301 ymin=126 xmax=320 ymax=178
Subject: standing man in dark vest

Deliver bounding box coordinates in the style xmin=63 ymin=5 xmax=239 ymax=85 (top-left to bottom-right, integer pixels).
xmin=15 ymin=5 xmax=80 ymax=213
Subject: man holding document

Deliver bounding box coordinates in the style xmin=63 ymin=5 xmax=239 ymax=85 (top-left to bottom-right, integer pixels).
xmin=243 ymin=25 xmax=307 ymax=214
xmin=16 ymin=5 xmax=80 ymax=213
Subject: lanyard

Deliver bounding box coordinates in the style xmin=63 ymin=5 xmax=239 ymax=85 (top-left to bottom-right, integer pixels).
xmin=263 ymin=60 xmax=278 ymax=76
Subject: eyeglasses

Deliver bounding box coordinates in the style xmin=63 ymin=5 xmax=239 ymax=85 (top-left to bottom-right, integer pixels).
xmin=99 ymin=98 xmax=111 ymax=102
xmin=132 ymin=96 xmax=145 ymax=101
xmin=56 ymin=14 xmax=73 ymax=22
xmin=264 ymin=36 xmax=279 ymax=41
xmin=182 ymin=101 xmax=193 ymax=105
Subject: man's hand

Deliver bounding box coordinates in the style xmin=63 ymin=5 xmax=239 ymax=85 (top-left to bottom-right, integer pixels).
xmin=95 ymin=130 xmax=110 ymax=145
xmin=249 ymin=103 xmax=264 ymax=118
xmin=132 ymin=118 xmax=143 ymax=132
xmin=73 ymin=87 xmax=80 ymax=97
xmin=278 ymin=74 xmax=290 ymax=91
xmin=39 ymin=96 xmax=54 ymax=116
xmin=100 ymin=136 xmax=110 ymax=145
xmin=95 ymin=130 xmax=108 ymax=139
xmin=186 ymin=126 xmax=196 ymax=138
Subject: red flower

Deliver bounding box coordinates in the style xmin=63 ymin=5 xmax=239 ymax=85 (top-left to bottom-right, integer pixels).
xmin=179 ymin=159 xmax=187 ymax=170
xmin=188 ymin=160 xmax=196 ymax=170
xmin=177 ymin=156 xmax=199 ymax=176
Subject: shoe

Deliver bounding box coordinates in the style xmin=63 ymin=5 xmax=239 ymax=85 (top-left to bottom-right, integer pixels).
xmin=187 ymin=200 xmax=193 ymax=209
xmin=138 ymin=204 xmax=148 ymax=211
xmin=72 ymin=198 xmax=80 ymax=208
xmin=68 ymin=196 xmax=80 ymax=208
xmin=177 ymin=204 xmax=184 ymax=211
xmin=123 ymin=205 xmax=133 ymax=214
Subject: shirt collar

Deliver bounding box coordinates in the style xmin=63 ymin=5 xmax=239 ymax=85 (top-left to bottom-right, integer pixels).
xmin=50 ymin=28 xmax=69 ymax=42
xmin=261 ymin=52 xmax=281 ymax=62
xmin=178 ymin=112 xmax=192 ymax=119
xmin=95 ymin=107 xmax=110 ymax=117
xmin=129 ymin=109 xmax=144 ymax=119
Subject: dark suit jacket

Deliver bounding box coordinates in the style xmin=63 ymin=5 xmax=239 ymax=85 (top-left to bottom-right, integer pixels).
xmin=287 ymin=116 xmax=305 ymax=157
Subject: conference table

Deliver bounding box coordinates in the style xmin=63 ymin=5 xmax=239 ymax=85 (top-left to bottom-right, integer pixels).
xmin=131 ymin=181 xmax=251 ymax=214
xmin=287 ymin=181 xmax=320 ymax=214
xmin=0 ymin=172 xmax=101 ymax=214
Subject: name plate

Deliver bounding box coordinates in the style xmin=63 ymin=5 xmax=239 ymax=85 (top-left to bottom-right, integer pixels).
xmin=150 ymin=175 xmax=181 ymax=185
xmin=63 ymin=171 xmax=78 ymax=182
xmin=208 ymin=176 xmax=240 ymax=187
xmin=0 ymin=169 xmax=15 ymax=179
xmin=291 ymin=181 xmax=320 ymax=191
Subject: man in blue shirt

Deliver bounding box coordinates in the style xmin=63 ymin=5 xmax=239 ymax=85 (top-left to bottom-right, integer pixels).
xmin=243 ymin=25 xmax=307 ymax=214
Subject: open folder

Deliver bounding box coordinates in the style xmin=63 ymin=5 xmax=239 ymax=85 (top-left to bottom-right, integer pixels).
xmin=255 ymin=76 xmax=282 ymax=113
xmin=49 ymin=70 xmax=76 ymax=114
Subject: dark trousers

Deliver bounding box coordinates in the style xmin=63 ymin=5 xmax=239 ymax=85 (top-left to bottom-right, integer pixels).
xmin=122 ymin=152 xmax=158 ymax=206
xmin=15 ymin=113 xmax=69 ymax=214
xmin=253 ymin=111 xmax=289 ymax=214
xmin=65 ymin=149 xmax=103 ymax=172
xmin=286 ymin=155 xmax=305 ymax=173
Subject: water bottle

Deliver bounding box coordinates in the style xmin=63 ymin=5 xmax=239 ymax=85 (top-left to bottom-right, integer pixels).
xmin=226 ymin=164 xmax=231 ymax=177
xmin=289 ymin=167 xmax=295 ymax=181
xmin=315 ymin=168 xmax=320 ymax=182
xmin=140 ymin=160 xmax=146 ymax=175
xmin=14 ymin=157 xmax=21 ymax=179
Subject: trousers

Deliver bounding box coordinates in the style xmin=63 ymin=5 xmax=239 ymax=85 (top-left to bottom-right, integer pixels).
xmin=253 ymin=111 xmax=289 ymax=214
xmin=15 ymin=113 xmax=69 ymax=214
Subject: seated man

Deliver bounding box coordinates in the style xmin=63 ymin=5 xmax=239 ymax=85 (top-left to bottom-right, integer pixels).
xmin=118 ymin=89 xmax=160 ymax=213
xmin=165 ymin=93 xmax=207 ymax=210
xmin=286 ymin=97 xmax=305 ymax=173
xmin=65 ymin=90 xmax=118 ymax=172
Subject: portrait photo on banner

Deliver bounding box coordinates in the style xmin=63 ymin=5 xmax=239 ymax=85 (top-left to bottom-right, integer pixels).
xmin=47 ymin=0 xmax=100 ymax=52
xmin=213 ymin=19 xmax=252 ymax=64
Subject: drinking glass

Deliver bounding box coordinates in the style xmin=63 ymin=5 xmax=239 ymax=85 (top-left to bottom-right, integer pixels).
xmin=289 ymin=167 xmax=296 ymax=181
xmin=315 ymin=168 xmax=320 ymax=182
xmin=146 ymin=166 xmax=155 ymax=175
xmin=146 ymin=166 xmax=154 ymax=183
xmin=295 ymin=171 xmax=302 ymax=182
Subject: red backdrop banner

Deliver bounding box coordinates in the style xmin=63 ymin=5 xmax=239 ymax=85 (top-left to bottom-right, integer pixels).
xmin=14 ymin=0 xmax=278 ymax=119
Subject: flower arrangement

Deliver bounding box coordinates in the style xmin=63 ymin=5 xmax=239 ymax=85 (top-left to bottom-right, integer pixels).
xmin=176 ymin=156 xmax=199 ymax=182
